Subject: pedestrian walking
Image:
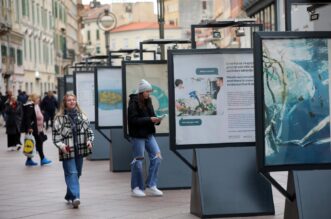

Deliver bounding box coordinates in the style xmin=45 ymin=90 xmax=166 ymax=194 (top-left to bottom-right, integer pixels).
xmin=22 ymin=94 xmax=52 ymax=166
xmin=41 ymin=91 xmax=58 ymax=130
xmin=0 ymin=92 xmax=7 ymax=125
xmin=52 ymin=93 xmax=94 ymax=208
xmin=4 ymin=96 xmax=23 ymax=151
xmin=128 ymin=79 xmax=163 ymax=197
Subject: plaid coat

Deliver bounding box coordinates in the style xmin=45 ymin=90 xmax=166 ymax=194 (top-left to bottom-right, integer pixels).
xmin=52 ymin=112 xmax=94 ymax=161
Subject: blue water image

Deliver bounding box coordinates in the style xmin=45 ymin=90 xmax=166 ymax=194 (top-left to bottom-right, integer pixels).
xmin=264 ymin=39 xmax=331 ymax=166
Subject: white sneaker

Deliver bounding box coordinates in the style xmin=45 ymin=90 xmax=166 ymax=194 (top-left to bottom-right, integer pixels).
xmin=72 ymin=198 xmax=80 ymax=208
xmin=146 ymin=186 xmax=163 ymax=196
xmin=131 ymin=187 xmax=146 ymax=197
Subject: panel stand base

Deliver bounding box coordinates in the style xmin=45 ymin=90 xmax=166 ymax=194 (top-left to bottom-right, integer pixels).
xmin=284 ymin=170 xmax=331 ymax=219
xmin=87 ymin=124 xmax=110 ymax=160
xmin=190 ymin=147 xmax=275 ymax=218
xmin=109 ymin=128 xmax=132 ymax=172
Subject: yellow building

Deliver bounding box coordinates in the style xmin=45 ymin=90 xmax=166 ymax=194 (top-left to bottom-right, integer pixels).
xmin=109 ymin=21 xmax=181 ymax=64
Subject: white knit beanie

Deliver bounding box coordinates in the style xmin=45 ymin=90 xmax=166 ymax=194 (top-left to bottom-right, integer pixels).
xmin=138 ymin=79 xmax=153 ymax=93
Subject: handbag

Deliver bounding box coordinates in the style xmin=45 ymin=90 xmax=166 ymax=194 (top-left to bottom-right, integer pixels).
xmin=40 ymin=131 xmax=48 ymax=142
xmin=23 ymin=133 xmax=36 ymax=158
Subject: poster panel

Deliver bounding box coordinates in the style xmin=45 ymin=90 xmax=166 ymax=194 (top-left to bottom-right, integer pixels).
xmin=96 ymin=67 xmax=123 ymax=128
xmin=254 ymin=31 xmax=331 ymax=171
xmin=75 ymin=72 xmax=95 ymax=122
xmin=170 ymin=50 xmax=255 ymax=147
xmin=65 ymin=75 xmax=74 ymax=94
xmin=124 ymin=62 xmax=169 ymax=135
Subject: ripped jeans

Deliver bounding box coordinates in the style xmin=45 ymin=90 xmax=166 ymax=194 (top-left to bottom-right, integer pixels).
xmin=130 ymin=135 xmax=161 ymax=190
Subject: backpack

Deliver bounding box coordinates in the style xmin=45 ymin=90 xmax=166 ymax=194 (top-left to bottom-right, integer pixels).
xmin=23 ymin=133 xmax=36 ymax=158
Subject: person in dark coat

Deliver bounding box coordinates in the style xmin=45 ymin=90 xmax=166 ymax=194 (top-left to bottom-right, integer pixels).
xmin=17 ymin=90 xmax=28 ymax=104
xmin=22 ymin=94 xmax=52 ymax=166
xmin=128 ymin=79 xmax=163 ymax=197
xmin=0 ymin=92 xmax=7 ymax=124
xmin=4 ymin=96 xmax=23 ymax=151
xmin=41 ymin=91 xmax=58 ymax=130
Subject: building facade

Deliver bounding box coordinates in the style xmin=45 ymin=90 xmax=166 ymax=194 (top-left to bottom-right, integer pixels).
xmin=0 ymin=0 xmax=82 ymax=96
xmin=81 ymin=2 xmax=156 ymax=57
xmin=0 ymin=0 xmax=24 ymax=95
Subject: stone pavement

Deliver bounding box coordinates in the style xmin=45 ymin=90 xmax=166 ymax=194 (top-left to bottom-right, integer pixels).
xmin=0 ymin=127 xmax=287 ymax=219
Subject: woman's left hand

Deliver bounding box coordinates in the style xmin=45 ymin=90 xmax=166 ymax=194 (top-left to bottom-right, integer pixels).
xmin=87 ymin=141 xmax=93 ymax=149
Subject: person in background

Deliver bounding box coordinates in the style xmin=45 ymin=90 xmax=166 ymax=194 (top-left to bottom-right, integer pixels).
xmin=0 ymin=92 xmax=6 ymax=124
xmin=41 ymin=91 xmax=58 ymax=130
xmin=17 ymin=91 xmax=29 ymax=104
xmin=127 ymin=79 xmax=163 ymax=197
xmin=53 ymin=91 xmax=58 ymax=101
xmin=4 ymin=96 xmax=23 ymax=151
xmin=22 ymin=94 xmax=52 ymax=166
xmin=52 ymin=93 xmax=94 ymax=208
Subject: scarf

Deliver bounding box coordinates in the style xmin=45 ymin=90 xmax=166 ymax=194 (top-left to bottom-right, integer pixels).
xmin=65 ymin=108 xmax=79 ymax=154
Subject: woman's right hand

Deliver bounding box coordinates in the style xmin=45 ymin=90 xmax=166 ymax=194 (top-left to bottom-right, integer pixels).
xmin=151 ymin=117 xmax=161 ymax=123
xmin=61 ymin=145 xmax=70 ymax=154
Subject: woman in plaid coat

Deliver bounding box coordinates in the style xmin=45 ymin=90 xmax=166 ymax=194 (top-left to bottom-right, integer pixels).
xmin=52 ymin=93 xmax=94 ymax=208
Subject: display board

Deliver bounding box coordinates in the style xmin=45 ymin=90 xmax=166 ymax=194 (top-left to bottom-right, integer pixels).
xmin=285 ymin=1 xmax=331 ymax=31
xmin=64 ymin=75 xmax=74 ymax=94
xmin=254 ymin=31 xmax=331 ymax=171
xmin=122 ymin=61 xmax=169 ymax=138
xmin=95 ymin=67 xmax=123 ymax=128
xmin=74 ymin=71 xmax=95 ymax=122
xmin=168 ymin=49 xmax=255 ymax=150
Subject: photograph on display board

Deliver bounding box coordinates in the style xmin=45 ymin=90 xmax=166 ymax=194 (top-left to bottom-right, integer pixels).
xmin=125 ymin=63 xmax=169 ymax=134
xmin=96 ymin=68 xmax=123 ymax=127
xmin=75 ymin=72 xmax=95 ymax=122
xmin=171 ymin=51 xmax=255 ymax=147
xmin=261 ymin=36 xmax=331 ymax=168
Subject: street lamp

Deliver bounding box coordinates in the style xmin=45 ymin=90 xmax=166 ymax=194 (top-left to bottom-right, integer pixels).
xmin=97 ymin=8 xmax=117 ymax=56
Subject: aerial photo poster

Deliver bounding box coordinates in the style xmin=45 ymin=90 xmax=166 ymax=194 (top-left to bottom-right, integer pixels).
xmin=173 ymin=52 xmax=255 ymax=145
xmin=97 ymin=68 xmax=123 ymax=127
xmin=262 ymin=38 xmax=331 ymax=167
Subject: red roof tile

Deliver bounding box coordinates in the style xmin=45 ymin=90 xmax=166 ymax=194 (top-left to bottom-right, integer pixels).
xmin=111 ymin=22 xmax=179 ymax=33
xmin=82 ymin=4 xmax=111 ymax=20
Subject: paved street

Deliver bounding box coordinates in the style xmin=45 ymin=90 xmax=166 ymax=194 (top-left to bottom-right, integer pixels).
xmin=0 ymin=126 xmax=287 ymax=219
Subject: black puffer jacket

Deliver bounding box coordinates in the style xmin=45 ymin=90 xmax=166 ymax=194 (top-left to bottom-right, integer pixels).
xmin=128 ymin=94 xmax=158 ymax=138
xmin=21 ymin=101 xmax=38 ymax=134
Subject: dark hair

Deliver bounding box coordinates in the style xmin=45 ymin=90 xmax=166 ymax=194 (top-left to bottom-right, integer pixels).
xmin=138 ymin=93 xmax=151 ymax=111
xmin=217 ymin=77 xmax=223 ymax=81
xmin=175 ymin=79 xmax=183 ymax=87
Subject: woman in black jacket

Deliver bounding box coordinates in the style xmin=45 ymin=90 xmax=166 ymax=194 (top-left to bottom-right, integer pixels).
xmin=128 ymin=79 xmax=163 ymax=197
xmin=4 ymin=96 xmax=23 ymax=151
xmin=22 ymin=94 xmax=52 ymax=166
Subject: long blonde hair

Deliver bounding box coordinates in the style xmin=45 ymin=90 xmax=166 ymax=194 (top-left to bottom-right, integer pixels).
xmin=28 ymin=93 xmax=40 ymax=104
xmin=56 ymin=93 xmax=85 ymax=116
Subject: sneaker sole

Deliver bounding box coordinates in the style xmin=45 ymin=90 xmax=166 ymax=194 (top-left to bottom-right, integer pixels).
xmin=131 ymin=193 xmax=146 ymax=197
xmin=145 ymin=190 xmax=163 ymax=196
xmin=72 ymin=199 xmax=80 ymax=208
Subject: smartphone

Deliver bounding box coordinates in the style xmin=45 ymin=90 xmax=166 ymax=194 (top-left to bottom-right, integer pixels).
xmin=157 ymin=114 xmax=167 ymax=120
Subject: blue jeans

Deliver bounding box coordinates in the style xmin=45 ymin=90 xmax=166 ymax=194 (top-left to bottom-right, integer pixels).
xmin=62 ymin=156 xmax=83 ymax=201
xmin=131 ymin=135 xmax=161 ymax=190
